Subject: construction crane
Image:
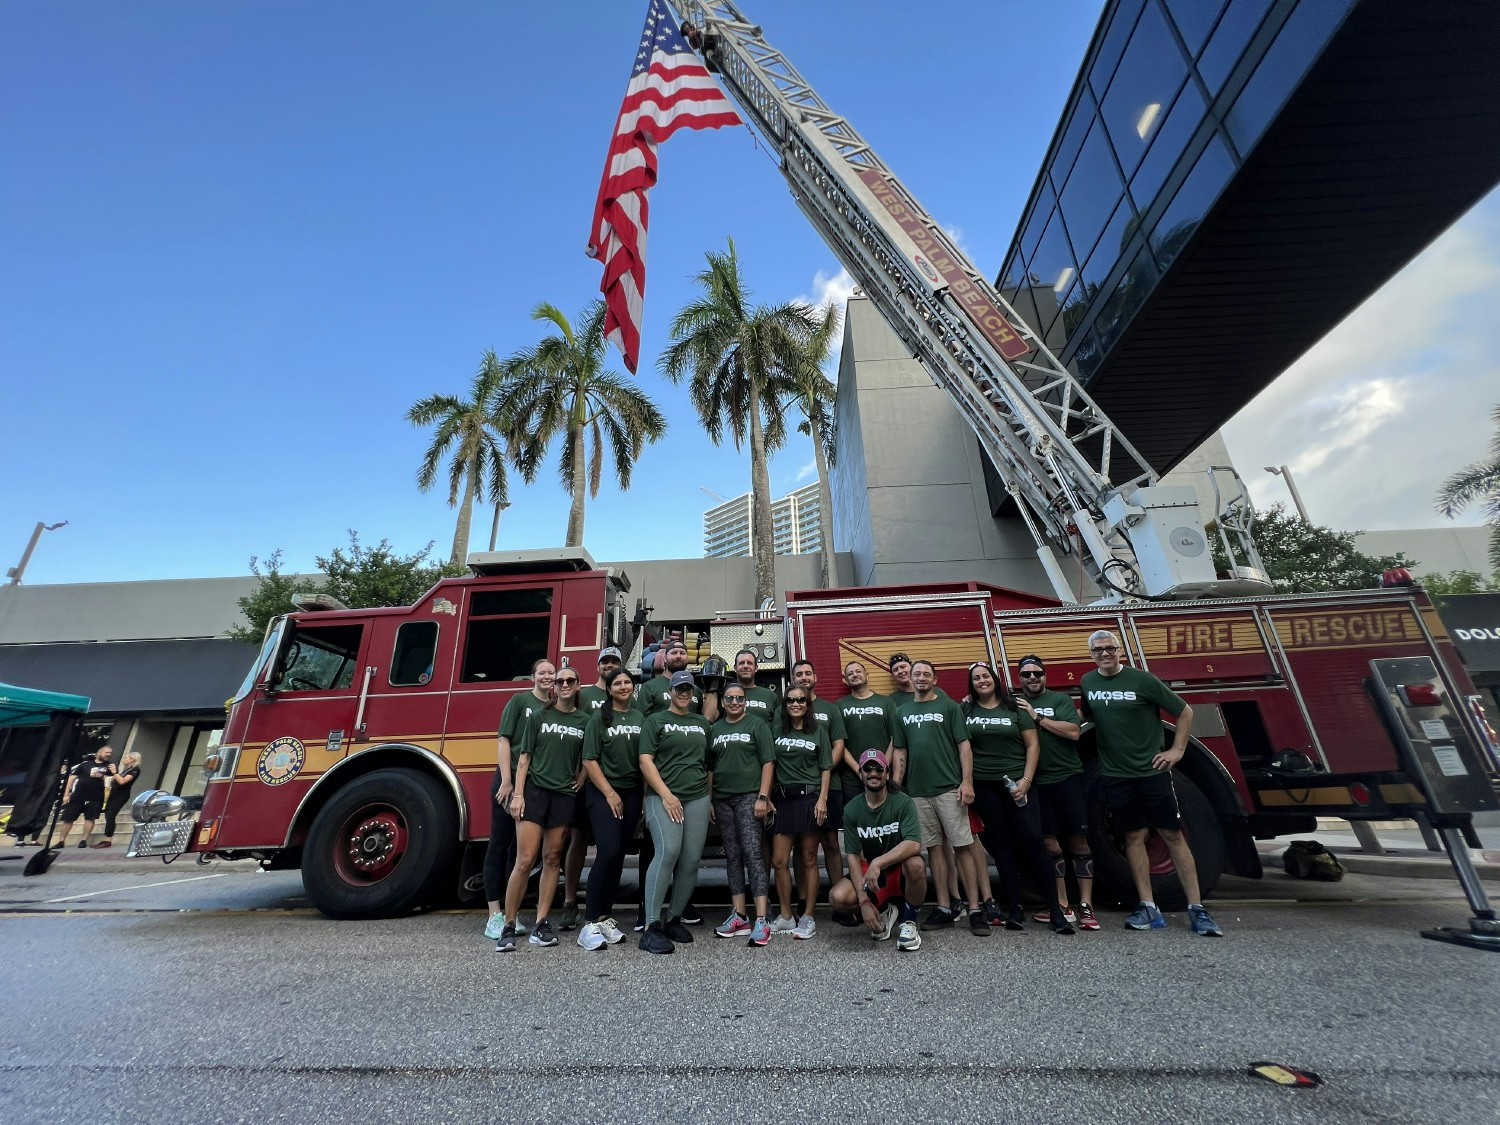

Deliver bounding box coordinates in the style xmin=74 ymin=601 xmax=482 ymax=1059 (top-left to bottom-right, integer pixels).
xmin=666 ymin=1 xmax=1269 ymax=603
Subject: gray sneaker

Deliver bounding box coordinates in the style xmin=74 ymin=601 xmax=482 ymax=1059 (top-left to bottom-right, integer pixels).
xmin=770 ymin=914 xmax=798 ymax=935
xmin=873 ymin=903 xmax=899 ymax=941
xmin=559 ymin=901 xmax=581 ymax=931
xmin=792 ymin=914 xmax=817 ymax=940
xmin=896 ymin=920 xmax=922 ymax=951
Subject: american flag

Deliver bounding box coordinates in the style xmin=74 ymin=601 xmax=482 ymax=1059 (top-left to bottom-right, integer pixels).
xmin=587 ymin=1 xmax=741 ymax=373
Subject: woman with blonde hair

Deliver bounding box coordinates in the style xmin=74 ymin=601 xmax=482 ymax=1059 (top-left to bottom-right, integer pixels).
xmin=94 ymin=750 xmax=142 ymax=848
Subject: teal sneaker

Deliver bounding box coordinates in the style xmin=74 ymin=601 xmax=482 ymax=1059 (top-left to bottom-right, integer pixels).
xmin=1125 ymin=902 xmax=1166 ymax=930
xmin=483 ymin=911 xmax=506 ymax=940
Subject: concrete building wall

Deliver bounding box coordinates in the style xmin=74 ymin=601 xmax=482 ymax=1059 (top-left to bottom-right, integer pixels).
xmin=0 ymin=576 xmax=263 ymax=644
xmin=1355 ymin=526 xmax=1494 ymax=577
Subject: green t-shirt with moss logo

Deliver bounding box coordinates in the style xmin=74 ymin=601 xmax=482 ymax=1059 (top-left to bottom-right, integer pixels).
xmin=518 ymin=706 xmax=588 ymax=794
xmin=498 ymin=690 xmax=548 ymax=774
xmin=582 ymin=706 xmax=646 ymax=790
xmin=837 ymin=693 xmax=897 ymax=758
xmin=739 ymin=685 xmax=781 ymax=725
xmin=1028 ymin=689 xmax=1083 ymax=785
xmin=808 ymin=698 xmax=850 ymax=783
xmin=577 ymin=685 xmax=612 ymax=716
xmin=963 ymin=702 xmax=1035 ymax=782
xmin=708 ymin=714 xmax=775 ymax=800
xmin=1080 ymin=665 xmax=1185 ymax=778
xmin=635 ymin=676 xmax=703 ymax=716
xmin=640 ymin=710 xmax=711 ymax=801
xmin=842 ymin=790 xmax=921 ymax=865
xmin=892 ymin=694 xmax=967 ymax=798
xmin=772 ymin=723 xmax=833 ymax=789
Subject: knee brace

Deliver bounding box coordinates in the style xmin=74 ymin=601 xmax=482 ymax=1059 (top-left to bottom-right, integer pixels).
xmin=1052 ymin=855 xmax=1067 ymax=880
xmin=1072 ymin=852 xmax=1094 ymax=880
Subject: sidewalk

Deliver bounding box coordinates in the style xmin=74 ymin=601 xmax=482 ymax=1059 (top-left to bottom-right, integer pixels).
xmin=1260 ymin=818 xmax=1500 ymax=881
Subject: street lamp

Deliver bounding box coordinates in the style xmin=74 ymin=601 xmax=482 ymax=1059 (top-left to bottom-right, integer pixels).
xmin=488 ymin=501 xmax=512 ymax=551
xmin=6 ymin=521 xmax=68 ymax=585
xmin=1263 ymin=466 xmax=1311 ymax=523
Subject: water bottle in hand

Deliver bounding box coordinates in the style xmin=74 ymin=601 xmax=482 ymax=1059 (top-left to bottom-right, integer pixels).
xmin=1002 ymin=775 xmax=1027 ymax=807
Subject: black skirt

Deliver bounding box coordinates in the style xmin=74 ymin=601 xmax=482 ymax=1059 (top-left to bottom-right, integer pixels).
xmin=773 ymin=785 xmax=822 ymax=836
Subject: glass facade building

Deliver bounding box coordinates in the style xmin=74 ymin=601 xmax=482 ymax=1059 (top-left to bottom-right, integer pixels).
xmin=702 ymin=483 xmax=824 ymax=558
xmin=1000 ymin=0 xmax=1356 ymax=384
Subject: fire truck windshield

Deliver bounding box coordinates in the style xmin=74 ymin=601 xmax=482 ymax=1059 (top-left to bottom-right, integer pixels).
xmin=273 ymin=624 xmax=363 ymax=692
xmin=233 ymin=617 xmax=286 ymax=702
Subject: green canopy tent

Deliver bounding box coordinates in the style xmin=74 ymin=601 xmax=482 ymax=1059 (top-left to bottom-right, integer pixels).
xmin=0 ymin=681 xmax=91 ymax=871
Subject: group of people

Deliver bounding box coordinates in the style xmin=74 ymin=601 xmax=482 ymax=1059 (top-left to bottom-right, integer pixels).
xmin=11 ymin=744 xmax=142 ymax=850
xmin=481 ymin=627 xmax=1224 ymax=955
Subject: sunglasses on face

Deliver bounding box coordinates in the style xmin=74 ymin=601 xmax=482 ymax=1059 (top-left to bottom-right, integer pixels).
xmin=555 ymin=677 xmax=580 ymax=686
xmin=1019 ymin=671 xmax=1045 ymax=679
xmin=724 ymin=695 xmax=746 ymax=704
xmin=860 ymin=763 xmax=886 ymax=774
xmin=670 ymin=685 xmax=694 ymax=694
xmin=1091 ymin=646 xmax=1119 ymax=656
xmin=785 ymin=697 xmax=808 ymax=704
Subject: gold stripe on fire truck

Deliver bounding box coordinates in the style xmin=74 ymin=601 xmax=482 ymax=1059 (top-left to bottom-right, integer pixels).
xmin=1267 ymin=607 xmax=1425 ymax=651
xmin=1132 ymin=618 xmax=1267 ymax=658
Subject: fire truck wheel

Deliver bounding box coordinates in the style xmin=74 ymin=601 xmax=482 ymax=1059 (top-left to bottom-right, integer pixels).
xmin=1086 ymin=771 xmax=1225 ymax=912
xmin=302 ymin=768 xmax=458 ymax=919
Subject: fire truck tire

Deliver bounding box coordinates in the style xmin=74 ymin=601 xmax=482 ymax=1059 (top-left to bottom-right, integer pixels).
xmin=302 ymin=768 xmax=458 ymax=919
xmin=1087 ymin=772 xmax=1225 ymax=912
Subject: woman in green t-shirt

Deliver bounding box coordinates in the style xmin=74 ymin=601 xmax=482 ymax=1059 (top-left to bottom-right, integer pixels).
xmin=964 ymin=662 xmax=1070 ymax=933
xmin=769 ymin=691 xmax=832 ymax=941
xmin=578 ymin=668 xmax=646 ymax=950
xmin=499 ymin=669 xmax=588 ymax=951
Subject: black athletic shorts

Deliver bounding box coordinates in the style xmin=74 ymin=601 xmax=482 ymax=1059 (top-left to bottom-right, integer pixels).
xmin=772 ymin=785 xmax=823 ymax=837
xmin=521 ymin=780 xmax=577 ymax=829
xmin=59 ymin=797 xmax=102 ymax=823
xmin=1037 ymin=773 xmax=1089 ymax=838
xmin=1101 ymin=772 xmax=1180 ymax=832
xmin=822 ymin=783 xmax=846 ymax=833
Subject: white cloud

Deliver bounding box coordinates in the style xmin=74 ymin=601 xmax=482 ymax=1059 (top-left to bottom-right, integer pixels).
xmin=795 ymin=458 xmax=816 ymax=482
xmin=797 ymin=265 xmax=856 ymax=311
xmin=1223 ymin=193 xmax=1500 ymax=532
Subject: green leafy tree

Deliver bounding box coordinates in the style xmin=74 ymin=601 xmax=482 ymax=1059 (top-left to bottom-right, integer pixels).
xmin=228 ymin=549 xmax=320 ymax=643
xmin=661 ymin=238 xmax=822 ymax=607
xmin=1219 ymin=503 xmax=1414 ymax=593
xmin=407 ymin=351 xmax=511 ymax=566
xmin=1435 ymin=402 xmax=1500 ymax=569
xmin=316 ymin=531 xmax=465 ymax=609
xmin=498 ymin=300 xmax=667 ymax=547
xmin=1419 ymin=567 xmax=1500 ymax=609
xmin=787 ymin=302 xmax=841 ymax=588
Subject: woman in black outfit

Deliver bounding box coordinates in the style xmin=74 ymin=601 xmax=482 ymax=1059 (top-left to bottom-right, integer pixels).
xmin=94 ymin=751 xmax=141 ymax=848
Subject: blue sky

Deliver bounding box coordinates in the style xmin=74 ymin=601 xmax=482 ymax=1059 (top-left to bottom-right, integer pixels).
xmin=3 ymin=2 xmax=1493 ymax=586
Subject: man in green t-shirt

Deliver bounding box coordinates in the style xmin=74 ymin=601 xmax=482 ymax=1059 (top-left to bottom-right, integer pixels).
xmin=578 ymin=646 xmax=623 ymax=715
xmin=635 ymin=638 xmax=719 ymax=723
xmin=1014 ymin=653 xmax=1096 ymax=930
xmin=562 ymin=645 xmax=624 ymax=931
xmin=891 ymin=660 xmax=986 ymax=931
xmin=836 ymin=661 xmax=897 ymax=773
xmin=1080 ymin=629 xmax=1222 ymax=937
xmin=732 ymin=648 xmax=782 ymax=725
xmin=828 ymin=749 xmax=926 ymax=952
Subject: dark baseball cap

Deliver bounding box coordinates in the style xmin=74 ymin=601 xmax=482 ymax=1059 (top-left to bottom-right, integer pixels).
xmin=1017 ymin=654 xmax=1045 ymax=672
xmin=888 ymin=652 xmax=911 ymax=669
xmin=669 ymin=670 xmax=695 ymax=689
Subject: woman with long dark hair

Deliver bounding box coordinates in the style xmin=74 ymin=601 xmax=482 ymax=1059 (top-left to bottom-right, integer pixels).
xmin=768 ymin=689 xmax=832 ymax=940
xmin=577 ymin=668 xmax=646 ymax=950
xmin=964 ymin=662 xmax=1073 ymax=933
xmin=496 ymin=666 xmax=588 ymax=951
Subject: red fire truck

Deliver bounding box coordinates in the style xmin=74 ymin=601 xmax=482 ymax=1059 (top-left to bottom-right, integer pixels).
xmin=128 ymin=549 xmax=1497 ymax=924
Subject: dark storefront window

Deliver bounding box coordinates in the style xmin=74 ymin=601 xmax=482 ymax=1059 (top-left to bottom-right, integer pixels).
xmin=1150 ymin=136 xmax=1236 ymax=271
xmin=1100 ymin=1 xmax=1188 ymax=180
xmin=1197 ymin=0 xmax=1272 ymax=93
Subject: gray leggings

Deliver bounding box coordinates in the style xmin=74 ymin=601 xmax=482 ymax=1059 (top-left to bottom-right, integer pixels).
xmin=715 ymin=792 xmax=768 ymax=901
xmin=643 ymin=793 xmax=710 ymax=926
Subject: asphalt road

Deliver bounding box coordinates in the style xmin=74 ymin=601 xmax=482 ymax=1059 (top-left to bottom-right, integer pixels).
xmin=3 ymin=853 xmax=1498 ymax=1124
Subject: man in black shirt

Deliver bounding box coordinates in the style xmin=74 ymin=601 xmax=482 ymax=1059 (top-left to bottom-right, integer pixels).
xmin=54 ymin=746 xmax=116 ymax=850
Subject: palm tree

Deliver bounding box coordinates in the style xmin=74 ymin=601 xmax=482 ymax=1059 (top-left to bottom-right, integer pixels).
xmin=407 ymin=351 xmax=511 ymax=566
xmin=1436 ymin=402 xmax=1500 ymax=568
xmin=660 ymin=238 xmax=821 ymax=608
xmin=499 ymin=300 xmax=667 ymax=547
xmin=788 ymin=302 xmax=842 ymax=588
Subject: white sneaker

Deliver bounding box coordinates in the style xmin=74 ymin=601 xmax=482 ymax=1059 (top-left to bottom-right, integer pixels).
xmin=597 ymin=917 xmax=626 ymax=945
xmin=770 ymin=914 xmax=798 ymax=934
xmin=483 ymin=911 xmax=506 ymax=940
xmin=896 ymin=920 xmax=922 ymax=951
xmin=872 ymin=903 xmax=899 ymax=941
xmin=577 ymin=922 xmax=607 ymax=951
xmin=792 ymin=914 xmax=817 ymax=940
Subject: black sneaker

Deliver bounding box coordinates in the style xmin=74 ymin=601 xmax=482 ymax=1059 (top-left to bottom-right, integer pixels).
xmin=1050 ymin=905 xmax=1076 ymax=935
xmin=968 ymin=910 xmax=990 ymax=936
xmin=983 ymin=898 xmax=1004 ymax=927
xmin=919 ymin=906 xmax=956 ymax=931
xmin=634 ymin=906 xmax=646 ymax=933
xmin=495 ymin=924 xmax=518 ymax=953
xmin=831 ymin=910 xmax=860 ymax=927
xmin=528 ymin=919 xmax=559 ymax=947
xmin=77 ymin=841 xmax=89 ymax=849
xmin=664 ymin=915 xmax=694 ymax=944
xmin=639 ymin=921 xmax=674 ymax=954
xmin=680 ymin=901 xmax=704 ymax=925
xmin=1003 ymin=904 xmax=1025 ymax=931
xmin=955 ymin=899 xmax=971 ymax=918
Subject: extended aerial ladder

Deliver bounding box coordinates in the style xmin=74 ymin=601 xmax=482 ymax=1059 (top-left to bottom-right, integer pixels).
xmin=666 ymin=0 xmax=1270 ymax=604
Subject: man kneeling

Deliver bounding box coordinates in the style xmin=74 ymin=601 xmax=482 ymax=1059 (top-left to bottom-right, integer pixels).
xmin=829 ymin=750 xmax=927 ymax=951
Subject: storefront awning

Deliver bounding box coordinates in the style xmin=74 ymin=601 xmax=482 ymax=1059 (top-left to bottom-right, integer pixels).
xmin=0 ymin=639 xmax=257 ymax=714
xmin=0 ymin=681 xmax=90 ymax=727
xmin=1438 ymin=593 xmax=1500 ymax=679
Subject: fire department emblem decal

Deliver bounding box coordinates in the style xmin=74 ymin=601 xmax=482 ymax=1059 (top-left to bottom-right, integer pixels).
xmin=258 ymin=736 xmax=306 ymax=786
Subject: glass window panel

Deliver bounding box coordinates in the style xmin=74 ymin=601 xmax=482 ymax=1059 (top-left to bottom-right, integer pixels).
xmin=1018 ymin=192 xmax=1052 ymax=262
xmin=1225 ymin=0 xmax=1353 ymax=154
xmin=1129 ymin=81 xmax=1209 ymax=209
xmin=1050 ymin=93 xmax=1096 ymax=187
xmin=1059 ymin=120 xmax=1125 ymax=262
xmin=1094 ymin=246 xmax=1160 ymax=351
xmin=1010 ymin=285 xmax=1043 ymax=336
xmin=1090 ymin=0 xmax=1147 ymax=92
xmin=1101 ymin=2 xmax=1188 ymax=180
xmin=997 ymin=250 xmax=1024 ymax=300
xmin=461 ymin=616 xmax=551 ymax=683
xmin=1029 ymin=209 xmax=1079 ymax=297
xmin=1165 ymin=0 xmax=1226 ymax=56
xmin=1055 ymin=278 xmax=1094 ymax=346
xmin=470 ymin=588 xmax=552 ymax=617
xmin=1198 ymin=0 xmax=1272 ymax=94
xmin=1081 ymin=197 xmax=1138 ymax=289
xmin=390 ymin=620 xmax=439 ymax=686
xmin=1071 ymin=330 xmax=1104 ymax=382
xmin=1151 ymin=136 xmax=1236 ymax=271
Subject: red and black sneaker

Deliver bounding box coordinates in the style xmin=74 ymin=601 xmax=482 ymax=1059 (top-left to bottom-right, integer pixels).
xmin=1077 ymin=902 xmax=1101 ymax=931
